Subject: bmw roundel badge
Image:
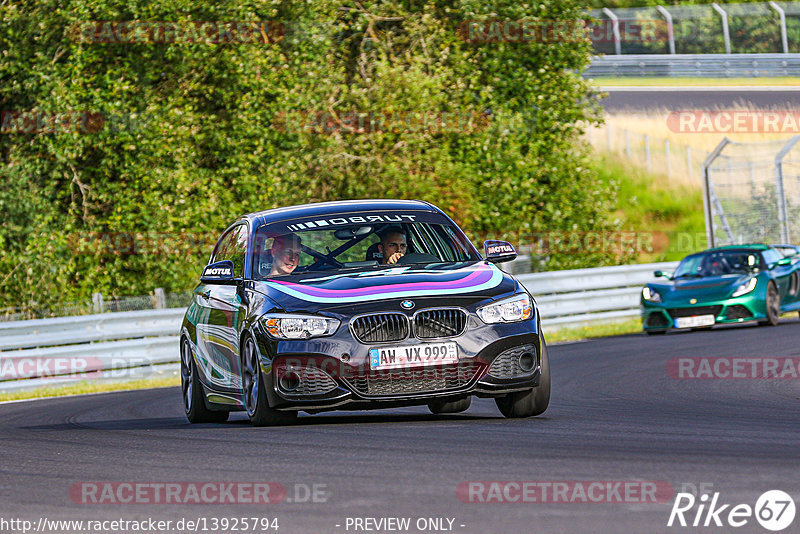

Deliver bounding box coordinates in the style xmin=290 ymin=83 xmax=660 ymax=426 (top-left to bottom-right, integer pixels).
xmin=401 ymin=300 xmax=415 ymax=310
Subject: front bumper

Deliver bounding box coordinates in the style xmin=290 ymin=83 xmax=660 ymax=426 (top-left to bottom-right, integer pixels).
xmin=254 ymin=316 xmax=543 ymax=412
xmin=641 ymin=294 xmax=767 ymax=331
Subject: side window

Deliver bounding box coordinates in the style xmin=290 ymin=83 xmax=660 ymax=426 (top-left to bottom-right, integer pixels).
xmin=212 ymin=224 xmax=248 ymax=277
xmin=762 ymin=249 xmax=782 ymax=265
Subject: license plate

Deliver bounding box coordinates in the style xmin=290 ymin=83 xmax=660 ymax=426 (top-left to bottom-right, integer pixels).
xmin=369 ymin=342 xmax=458 ymax=370
xmin=674 ymin=314 xmax=715 ymax=329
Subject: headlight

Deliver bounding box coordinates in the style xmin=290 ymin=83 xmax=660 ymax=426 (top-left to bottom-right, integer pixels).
xmin=642 ymin=287 xmax=662 ymax=303
xmin=732 ymin=277 xmax=757 ymax=297
xmin=261 ymin=314 xmax=340 ymax=339
xmin=477 ymin=294 xmax=533 ymax=324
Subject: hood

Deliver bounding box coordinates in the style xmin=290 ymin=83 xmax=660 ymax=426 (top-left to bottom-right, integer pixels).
xmin=252 ymin=261 xmax=517 ymax=313
xmin=650 ymin=273 xmax=753 ymax=303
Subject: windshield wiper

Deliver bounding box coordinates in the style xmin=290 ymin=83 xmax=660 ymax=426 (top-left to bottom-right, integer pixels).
xmin=673 ymin=273 xmax=703 ymax=279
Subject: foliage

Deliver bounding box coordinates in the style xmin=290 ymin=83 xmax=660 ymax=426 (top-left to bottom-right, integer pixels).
xmin=1 ymin=0 xmax=612 ymax=308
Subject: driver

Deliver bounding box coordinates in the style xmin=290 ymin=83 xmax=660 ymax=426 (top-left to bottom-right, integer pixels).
xmin=378 ymin=227 xmax=407 ymax=265
xmin=270 ymin=234 xmax=302 ymax=276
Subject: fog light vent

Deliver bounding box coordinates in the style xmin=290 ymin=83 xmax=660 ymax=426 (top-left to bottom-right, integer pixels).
xmin=489 ymin=344 xmax=539 ymax=379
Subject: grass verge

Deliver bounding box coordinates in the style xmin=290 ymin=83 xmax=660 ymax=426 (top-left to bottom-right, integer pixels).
xmin=588 ymin=77 xmax=800 ymax=87
xmin=547 ymin=318 xmax=643 ymax=343
xmin=594 ymin=151 xmax=706 ymax=262
xmin=0 ymin=376 xmax=180 ymax=403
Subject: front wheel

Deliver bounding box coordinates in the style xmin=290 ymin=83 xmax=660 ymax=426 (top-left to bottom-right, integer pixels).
xmin=495 ymin=340 xmax=550 ymax=418
xmin=241 ymin=336 xmax=297 ymax=427
xmin=181 ymin=338 xmax=229 ymax=424
xmin=758 ymin=282 xmax=780 ymax=327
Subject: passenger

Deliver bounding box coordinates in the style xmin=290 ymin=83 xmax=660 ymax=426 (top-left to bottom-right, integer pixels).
xmin=378 ymin=227 xmax=407 ymax=265
xmin=270 ymin=234 xmax=302 ymax=276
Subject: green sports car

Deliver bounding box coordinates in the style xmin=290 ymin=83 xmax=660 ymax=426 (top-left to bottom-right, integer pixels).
xmin=641 ymin=244 xmax=800 ymax=335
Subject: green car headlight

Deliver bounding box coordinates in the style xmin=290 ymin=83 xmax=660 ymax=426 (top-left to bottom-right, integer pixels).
xmin=477 ymin=294 xmax=533 ymax=324
xmin=731 ymin=277 xmax=757 ymax=297
xmin=261 ymin=314 xmax=340 ymax=339
xmin=642 ymin=287 xmax=662 ymax=303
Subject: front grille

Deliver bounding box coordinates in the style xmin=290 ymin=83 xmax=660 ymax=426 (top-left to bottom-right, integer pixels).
xmin=645 ymin=312 xmax=671 ymax=327
xmin=725 ymin=304 xmax=752 ymax=320
xmin=347 ymin=362 xmax=482 ymax=397
xmin=414 ymin=308 xmax=468 ymax=339
xmin=275 ymin=364 xmax=338 ymax=396
xmin=667 ymin=306 xmax=723 ymax=319
xmin=351 ymin=313 xmax=409 ymax=343
xmin=489 ymin=344 xmax=539 ymax=379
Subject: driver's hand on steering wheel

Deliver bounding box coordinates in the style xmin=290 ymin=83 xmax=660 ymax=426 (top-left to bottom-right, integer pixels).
xmin=385 ymin=251 xmax=404 ymax=265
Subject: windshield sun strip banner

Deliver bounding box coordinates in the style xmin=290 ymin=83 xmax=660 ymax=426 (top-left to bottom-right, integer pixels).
xmin=262 ymin=263 xmax=504 ymax=303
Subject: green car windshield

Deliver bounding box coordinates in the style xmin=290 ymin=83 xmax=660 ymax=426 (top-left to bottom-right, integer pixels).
xmin=673 ymin=250 xmax=763 ymax=278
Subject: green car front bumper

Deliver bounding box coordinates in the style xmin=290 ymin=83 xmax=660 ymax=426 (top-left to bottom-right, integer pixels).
xmin=641 ymin=293 xmax=768 ymax=332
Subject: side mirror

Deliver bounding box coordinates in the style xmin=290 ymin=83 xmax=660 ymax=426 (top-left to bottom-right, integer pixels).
xmin=200 ymin=260 xmax=236 ymax=284
xmin=654 ymin=270 xmax=672 ymax=279
xmin=484 ymin=240 xmax=517 ymax=263
xmin=775 ymin=257 xmax=792 ymax=267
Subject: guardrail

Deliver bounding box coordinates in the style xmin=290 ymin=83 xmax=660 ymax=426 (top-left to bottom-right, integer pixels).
xmin=519 ymin=261 xmax=679 ymax=327
xmin=585 ymin=53 xmax=800 ymax=78
xmin=0 ymin=262 xmax=678 ymax=392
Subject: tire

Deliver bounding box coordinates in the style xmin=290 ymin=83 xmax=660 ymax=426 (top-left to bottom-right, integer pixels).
xmin=428 ymin=397 xmax=471 ymax=414
xmin=646 ymin=330 xmax=667 ymax=336
xmin=758 ymin=282 xmax=780 ymax=327
xmin=181 ymin=338 xmax=229 ymax=424
xmin=241 ymin=335 xmax=297 ymax=427
xmin=495 ymin=339 xmax=550 ymax=418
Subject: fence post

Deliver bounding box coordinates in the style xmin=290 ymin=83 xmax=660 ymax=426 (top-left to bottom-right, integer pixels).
xmin=92 ymin=292 xmax=104 ymax=314
xmin=624 ymin=129 xmax=631 ymax=158
xmin=686 ymin=146 xmax=691 ymax=179
xmin=769 ymin=1 xmax=789 ymax=54
xmin=711 ymin=3 xmax=731 ymax=54
xmin=774 ymin=135 xmax=800 ymax=243
xmin=154 ymin=288 xmax=166 ymax=309
xmin=665 ymin=139 xmax=671 ymax=177
xmin=644 ymin=134 xmax=651 ymax=172
xmin=602 ymin=8 xmax=622 ymax=55
xmin=656 ymin=5 xmax=676 ymax=54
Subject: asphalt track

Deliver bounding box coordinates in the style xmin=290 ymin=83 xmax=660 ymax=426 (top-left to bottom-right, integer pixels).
xmin=2 ymin=320 xmax=800 ymax=534
xmin=599 ymin=87 xmax=800 ymax=112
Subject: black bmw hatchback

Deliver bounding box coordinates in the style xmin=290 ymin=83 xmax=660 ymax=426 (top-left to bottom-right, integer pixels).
xmin=180 ymin=199 xmax=550 ymax=425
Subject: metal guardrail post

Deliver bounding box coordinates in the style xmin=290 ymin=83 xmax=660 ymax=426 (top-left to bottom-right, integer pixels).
xmin=645 ymin=134 xmax=651 ymax=171
xmin=711 ymin=3 xmax=732 ymax=54
xmin=154 ymin=288 xmax=166 ymax=309
xmin=769 ymin=1 xmax=789 ymax=54
xmin=624 ymin=129 xmax=631 ymax=158
xmin=655 ymin=5 xmax=676 ymax=54
xmin=602 ymin=8 xmax=622 ymax=55
xmin=703 ymin=138 xmax=731 ymax=248
xmin=92 ymin=292 xmax=104 ymax=314
xmin=774 ymin=135 xmax=800 ymax=243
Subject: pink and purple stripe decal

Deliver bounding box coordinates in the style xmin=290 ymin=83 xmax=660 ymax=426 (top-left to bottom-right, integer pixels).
xmin=264 ymin=263 xmax=504 ymax=303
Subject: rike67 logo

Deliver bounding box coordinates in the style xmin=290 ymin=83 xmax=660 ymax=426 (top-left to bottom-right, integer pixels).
xmin=668 ymin=490 xmax=796 ymax=531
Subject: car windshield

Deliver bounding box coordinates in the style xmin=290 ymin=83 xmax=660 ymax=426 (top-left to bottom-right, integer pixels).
xmin=673 ymin=250 xmax=763 ymax=278
xmin=251 ymin=212 xmax=480 ymax=278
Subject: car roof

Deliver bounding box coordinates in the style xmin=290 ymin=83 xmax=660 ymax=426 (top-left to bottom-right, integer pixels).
xmin=241 ymin=199 xmax=440 ymax=227
xmin=705 ymin=243 xmax=770 ymax=252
